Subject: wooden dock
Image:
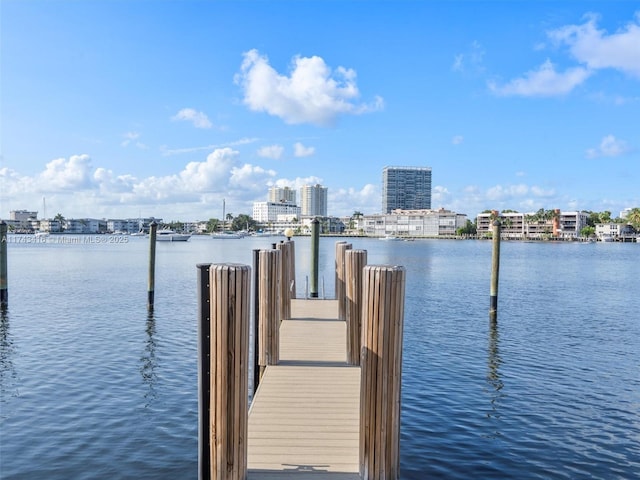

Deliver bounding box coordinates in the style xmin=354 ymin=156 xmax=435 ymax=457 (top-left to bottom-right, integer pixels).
xmin=247 ymin=299 xmax=361 ymax=479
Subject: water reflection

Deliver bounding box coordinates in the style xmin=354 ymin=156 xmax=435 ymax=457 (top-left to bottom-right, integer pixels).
xmin=485 ymin=318 xmax=504 ymax=436
xmin=0 ymin=307 xmax=18 ymax=405
xmin=140 ymin=311 xmax=157 ymax=407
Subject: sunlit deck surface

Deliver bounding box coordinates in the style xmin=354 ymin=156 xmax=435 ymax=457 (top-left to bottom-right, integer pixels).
xmin=247 ymin=299 xmax=361 ymax=479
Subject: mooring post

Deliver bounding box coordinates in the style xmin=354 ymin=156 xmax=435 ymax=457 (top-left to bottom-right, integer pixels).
xmin=310 ymin=217 xmax=320 ymax=298
xmin=285 ymin=229 xmax=296 ymax=299
xmin=196 ymin=263 xmax=212 ymax=480
xmin=490 ymin=219 xmax=501 ymax=321
xmin=206 ymin=263 xmax=250 ymax=480
xmin=147 ymin=221 xmax=157 ymax=311
xmin=258 ymin=249 xmax=281 ymax=376
xmin=345 ymin=249 xmax=367 ymax=365
xmin=252 ymin=249 xmax=260 ymax=397
xmin=335 ymin=241 xmax=352 ymax=320
xmin=360 ymin=265 xmax=405 ymax=480
xmin=0 ymin=221 xmax=7 ymax=307
xmin=276 ymin=241 xmax=291 ymax=320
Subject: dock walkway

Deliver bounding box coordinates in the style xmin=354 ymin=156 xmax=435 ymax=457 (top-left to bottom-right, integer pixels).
xmin=247 ymin=299 xmax=361 ymax=479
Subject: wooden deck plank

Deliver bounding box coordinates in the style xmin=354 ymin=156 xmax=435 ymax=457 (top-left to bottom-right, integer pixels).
xmin=248 ymin=299 xmax=361 ymax=479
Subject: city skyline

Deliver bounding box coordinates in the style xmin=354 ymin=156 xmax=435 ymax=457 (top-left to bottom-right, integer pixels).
xmin=1 ymin=2 xmax=639 ymax=221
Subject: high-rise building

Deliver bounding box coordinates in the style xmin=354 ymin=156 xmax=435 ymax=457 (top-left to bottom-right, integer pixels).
xmin=382 ymin=166 xmax=432 ymax=213
xmin=300 ymin=184 xmax=328 ymax=217
xmin=268 ymin=186 xmax=297 ymax=205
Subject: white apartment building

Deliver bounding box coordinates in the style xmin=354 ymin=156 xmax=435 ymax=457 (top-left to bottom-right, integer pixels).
xmin=252 ymin=202 xmax=301 ymax=223
xmin=363 ymin=209 xmax=467 ymax=237
xmin=300 ymin=184 xmax=328 ymax=217
xmin=595 ymin=223 xmax=637 ymax=241
xmin=268 ymin=186 xmax=297 ymax=205
xmin=476 ymin=210 xmax=589 ymax=239
xmin=64 ymin=218 xmax=107 ymax=234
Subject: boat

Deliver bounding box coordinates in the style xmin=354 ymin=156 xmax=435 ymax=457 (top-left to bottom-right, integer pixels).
xmin=380 ymin=234 xmax=402 ymax=241
xmin=211 ymin=231 xmax=245 ymax=239
xmin=156 ymin=229 xmax=191 ymax=242
xmin=211 ymin=198 xmax=244 ymax=239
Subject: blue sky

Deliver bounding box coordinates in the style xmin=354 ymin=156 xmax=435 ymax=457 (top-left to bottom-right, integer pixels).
xmin=1 ymin=1 xmax=638 ymax=222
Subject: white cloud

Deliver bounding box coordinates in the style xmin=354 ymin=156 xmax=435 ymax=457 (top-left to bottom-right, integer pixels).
xmin=235 ymin=49 xmax=384 ymax=126
xmin=452 ymin=41 xmax=485 ymax=74
xmin=121 ymin=131 xmax=147 ymax=149
xmin=161 ymin=137 xmax=257 ymax=156
xmin=293 ymin=142 xmax=315 ymax=157
xmin=172 ymin=108 xmax=213 ymax=129
xmin=452 ymin=135 xmax=464 ymax=145
xmin=257 ymin=144 xmax=284 ymax=159
xmin=230 ymin=164 xmax=276 ymax=191
xmin=39 ymin=154 xmax=93 ymax=190
xmin=548 ymin=12 xmax=640 ymax=78
xmin=488 ymin=59 xmax=592 ymax=97
xmin=329 ymin=184 xmax=380 ymax=216
xmin=586 ymin=134 xmax=631 ymax=158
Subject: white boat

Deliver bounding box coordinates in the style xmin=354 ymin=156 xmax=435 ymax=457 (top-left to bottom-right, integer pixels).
xmin=156 ymin=229 xmax=191 ymax=242
xmin=380 ymin=234 xmax=402 ymax=241
xmin=211 ymin=231 xmax=244 ymax=239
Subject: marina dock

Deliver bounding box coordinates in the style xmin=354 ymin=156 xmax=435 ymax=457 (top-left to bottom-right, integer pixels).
xmin=247 ymin=299 xmax=360 ymax=479
xmin=198 ymin=258 xmax=405 ymax=480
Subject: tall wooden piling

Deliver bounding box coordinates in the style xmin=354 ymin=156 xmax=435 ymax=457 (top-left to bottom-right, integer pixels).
xmin=310 ymin=218 xmax=320 ymax=298
xmin=345 ymin=249 xmax=367 ymax=365
xmin=197 ymin=264 xmax=212 ymax=480
xmin=490 ymin=219 xmax=501 ymax=321
xmin=252 ymin=249 xmax=261 ymax=396
xmin=335 ymin=241 xmax=352 ymax=321
xmin=360 ymin=265 xmax=406 ymax=480
xmin=276 ymin=241 xmax=292 ymax=320
xmin=258 ymin=249 xmax=281 ymax=374
xmin=206 ymin=263 xmax=250 ymax=480
xmin=147 ymin=221 xmax=157 ymax=311
xmin=0 ymin=221 xmax=7 ymax=307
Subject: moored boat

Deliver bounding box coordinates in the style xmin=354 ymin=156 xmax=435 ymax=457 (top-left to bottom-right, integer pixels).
xmin=156 ymin=229 xmax=191 ymax=242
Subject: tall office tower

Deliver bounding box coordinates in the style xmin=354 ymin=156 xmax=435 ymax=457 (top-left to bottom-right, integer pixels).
xmin=268 ymin=186 xmax=297 ymax=205
xmin=300 ymin=184 xmax=328 ymax=216
xmin=382 ymin=166 xmax=432 ymax=213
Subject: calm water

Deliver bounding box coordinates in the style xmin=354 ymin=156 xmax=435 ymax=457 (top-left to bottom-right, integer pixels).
xmin=1 ymin=235 xmax=638 ymax=479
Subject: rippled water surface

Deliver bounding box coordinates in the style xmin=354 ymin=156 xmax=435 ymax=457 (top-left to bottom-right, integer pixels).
xmin=1 ymin=235 xmax=639 ymax=478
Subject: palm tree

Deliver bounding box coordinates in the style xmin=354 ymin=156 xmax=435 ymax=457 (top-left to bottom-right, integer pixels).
xmin=54 ymin=213 xmax=66 ymax=232
xmin=626 ymin=207 xmax=640 ymax=231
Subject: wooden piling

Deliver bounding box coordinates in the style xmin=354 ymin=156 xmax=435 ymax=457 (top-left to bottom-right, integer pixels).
xmin=490 ymin=219 xmax=501 ymax=321
xmin=258 ymin=249 xmax=281 ymax=373
xmin=197 ymin=263 xmax=212 ymax=480
xmin=0 ymin=221 xmax=7 ymax=307
xmin=252 ymin=250 xmax=260 ymax=396
xmin=360 ymin=265 xmax=406 ymax=480
xmin=345 ymin=249 xmax=367 ymax=366
xmin=335 ymin=241 xmax=352 ymax=321
xmin=310 ymin=218 xmax=320 ymax=298
xmin=208 ymin=263 xmax=250 ymax=480
xmin=276 ymin=241 xmax=292 ymax=320
xmin=147 ymin=221 xmax=157 ymax=311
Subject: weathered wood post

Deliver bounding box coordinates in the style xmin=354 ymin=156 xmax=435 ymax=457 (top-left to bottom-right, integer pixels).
xmin=335 ymin=241 xmax=352 ymax=320
xmin=345 ymin=249 xmax=367 ymax=365
xmin=252 ymin=249 xmax=260 ymax=396
xmin=490 ymin=218 xmax=501 ymax=321
xmin=310 ymin=218 xmax=320 ymax=298
xmin=199 ymin=263 xmax=250 ymax=480
xmin=284 ymin=229 xmax=296 ymax=299
xmin=0 ymin=221 xmax=7 ymax=307
xmin=276 ymin=241 xmax=291 ymax=320
xmin=258 ymin=249 xmax=281 ymax=377
xmin=197 ymin=264 xmax=212 ymax=480
xmin=360 ymin=265 xmax=406 ymax=480
xmin=147 ymin=221 xmax=157 ymax=311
